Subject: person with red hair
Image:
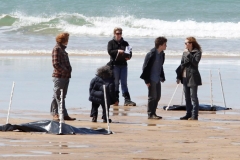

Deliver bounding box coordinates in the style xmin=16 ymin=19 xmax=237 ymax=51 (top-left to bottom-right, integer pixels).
xmin=50 ymin=32 xmax=76 ymax=121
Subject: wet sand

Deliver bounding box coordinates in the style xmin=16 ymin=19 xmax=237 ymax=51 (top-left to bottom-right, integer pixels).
xmin=1 ymin=106 xmax=240 ymax=160
xmin=0 ymin=55 xmax=239 ymax=111
xmin=0 ymin=55 xmax=240 ymax=159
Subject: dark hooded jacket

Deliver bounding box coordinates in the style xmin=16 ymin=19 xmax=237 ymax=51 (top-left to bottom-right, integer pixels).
xmin=140 ymin=48 xmax=165 ymax=84
xmin=107 ymin=37 xmax=132 ymax=66
xmin=89 ymin=76 xmax=116 ymax=105
xmin=176 ymin=48 xmax=202 ymax=87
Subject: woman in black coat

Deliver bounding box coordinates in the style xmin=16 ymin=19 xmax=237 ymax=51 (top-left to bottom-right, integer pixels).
xmin=176 ymin=37 xmax=202 ymax=120
xmin=89 ymin=65 xmax=117 ymax=123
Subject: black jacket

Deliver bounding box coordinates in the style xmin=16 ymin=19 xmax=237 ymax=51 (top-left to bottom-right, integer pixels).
xmin=176 ymin=49 xmax=202 ymax=87
xmin=89 ymin=76 xmax=116 ymax=105
xmin=107 ymin=38 xmax=132 ymax=66
xmin=140 ymin=48 xmax=165 ymax=84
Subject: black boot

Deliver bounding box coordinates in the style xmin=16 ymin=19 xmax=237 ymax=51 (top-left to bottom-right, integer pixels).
xmin=180 ymin=115 xmax=191 ymax=120
xmin=123 ymin=92 xmax=136 ymax=106
xmin=92 ymin=116 xmax=97 ymax=122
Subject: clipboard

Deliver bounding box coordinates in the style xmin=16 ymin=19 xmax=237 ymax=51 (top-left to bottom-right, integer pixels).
xmin=115 ymin=46 xmax=132 ymax=61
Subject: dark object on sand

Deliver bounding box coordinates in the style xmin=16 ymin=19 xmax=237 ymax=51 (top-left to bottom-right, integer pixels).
xmin=0 ymin=120 xmax=108 ymax=135
xmin=163 ymin=104 xmax=232 ymax=111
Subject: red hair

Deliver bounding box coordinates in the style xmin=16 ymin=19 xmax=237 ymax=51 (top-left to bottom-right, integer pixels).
xmin=56 ymin=32 xmax=69 ymax=44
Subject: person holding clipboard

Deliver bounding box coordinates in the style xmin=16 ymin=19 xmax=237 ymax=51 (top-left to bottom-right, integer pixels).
xmin=107 ymin=27 xmax=136 ymax=106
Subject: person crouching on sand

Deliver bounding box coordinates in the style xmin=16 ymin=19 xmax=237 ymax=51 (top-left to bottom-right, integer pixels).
xmin=89 ymin=65 xmax=117 ymax=123
xmin=140 ymin=37 xmax=167 ymax=119
xmin=176 ymin=37 xmax=202 ymax=121
xmin=50 ymin=32 xmax=76 ymax=121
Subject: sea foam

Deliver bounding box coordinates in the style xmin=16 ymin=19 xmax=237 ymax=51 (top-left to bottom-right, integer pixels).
xmin=1 ymin=12 xmax=240 ymax=39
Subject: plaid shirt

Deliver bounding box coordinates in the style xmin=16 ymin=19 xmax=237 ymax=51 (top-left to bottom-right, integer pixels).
xmin=52 ymin=43 xmax=72 ymax=78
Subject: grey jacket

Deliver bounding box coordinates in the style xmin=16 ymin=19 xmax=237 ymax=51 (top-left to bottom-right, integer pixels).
xmin=176 ymin=49 xmax=202 ymax=87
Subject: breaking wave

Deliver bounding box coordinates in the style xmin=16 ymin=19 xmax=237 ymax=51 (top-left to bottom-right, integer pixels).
xmin=1 ymin=12 xmax=240 ymax=38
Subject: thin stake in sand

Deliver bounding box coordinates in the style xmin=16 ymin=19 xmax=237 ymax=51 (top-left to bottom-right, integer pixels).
xmin=103 ymin=85 xmax=112 ymax=134
xmin=218 ymin=69 xmax=227 ymax=108
xmin=181 ymin=84 xmax=184 ymax=106
xmin=59 ymin=89 xmax=65 ymax=135
xmin=6 ymin=82 xmax=15 ymax=124
xmin=210 ymin=70 xmax=213 ymax=107
xmin=166 ymin=84 xmax=179 ymax=111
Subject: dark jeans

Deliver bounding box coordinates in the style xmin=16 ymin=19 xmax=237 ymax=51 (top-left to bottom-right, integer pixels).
xmin=183 ymin=78 xmax=199 ymax=118
xmin=113 ymin=65 xmax=128 ymax=94
xmin=148 ymin=80 xmax=161 ymax=116
xmin=90 ymin=102 xmax=110 ymax=119
xmin=50 ymin=78 xmax=69 ymax=117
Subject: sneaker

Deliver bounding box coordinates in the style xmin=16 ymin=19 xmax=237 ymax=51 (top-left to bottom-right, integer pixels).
xmin=103 ymin=119 xmax=112 ymax=123
xmin=92 ymin=116 xmax=97 ymax=122
xmin=124 ymin=100 xmax=136 ymax=106
xmin=188 ymin=117 xmax=198 ymax=121
xmin=180 ymin=115 xmax=191 ymax=120
xmin=148 ymin=115 xmax=162 ymax=120
xmin=64 ymin=116 xmax=76 ymax=121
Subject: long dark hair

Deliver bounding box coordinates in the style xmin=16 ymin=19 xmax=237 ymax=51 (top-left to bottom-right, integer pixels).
xmin=186 ymin=37 xmax=202 ymax=51
xmin=96 ymin=65 xmax=112 ymax=79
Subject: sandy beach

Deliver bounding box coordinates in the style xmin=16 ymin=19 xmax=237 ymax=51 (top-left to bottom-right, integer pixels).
xmin=0 ymin=55 xmax=240 ymax=159
xmin=1 ymin=106 xmax=240 ymax=159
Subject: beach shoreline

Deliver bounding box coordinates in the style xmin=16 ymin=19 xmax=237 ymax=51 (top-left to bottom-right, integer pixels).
xmin=0 ymin=53 xmax=239 ymax=59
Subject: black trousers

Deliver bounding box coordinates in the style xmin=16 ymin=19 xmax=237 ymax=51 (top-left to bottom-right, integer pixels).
xmin=147 ymin=80 xmax=161 ymax=116
xmin=90 ymin=102 xmax=110 ymax=119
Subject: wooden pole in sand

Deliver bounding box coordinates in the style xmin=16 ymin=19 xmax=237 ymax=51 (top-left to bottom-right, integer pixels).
xmin=218 ymin=69 xmax=227 ymax=108
xmin=6 ymin=82 xmax=15 ymax=124
xmin=59 ymin=89 xmax=65 ymax=134
xmin=103 ymin=85 xmax=111 ymax=134
xmin=210 ymin=70 xmax=213 ymax=107
xmin=166 ymin=84 xmax=179 ymax=111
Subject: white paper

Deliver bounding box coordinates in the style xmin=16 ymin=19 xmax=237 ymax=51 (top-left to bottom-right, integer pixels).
xmin=124 ymin=46 xmax=132 ymax=54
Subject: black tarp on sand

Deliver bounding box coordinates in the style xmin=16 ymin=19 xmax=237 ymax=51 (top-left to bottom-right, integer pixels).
xmin=0 ymin=120 xmax=108 ymax=135
xmin=163 ymin=104 xmax=232 ymax=111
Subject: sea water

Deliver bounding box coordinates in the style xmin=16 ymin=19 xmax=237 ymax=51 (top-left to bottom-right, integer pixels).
xmin=0 ymin=0 xmax=240 ymax=56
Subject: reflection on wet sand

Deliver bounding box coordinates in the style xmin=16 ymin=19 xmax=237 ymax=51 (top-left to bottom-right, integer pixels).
xmin=111 ymin=106 xmax=146 ymax=117
xmin=112 ymin=106 xmax=130 ymax=116
xmin=0 ymin=139 xmax=90 ymax=156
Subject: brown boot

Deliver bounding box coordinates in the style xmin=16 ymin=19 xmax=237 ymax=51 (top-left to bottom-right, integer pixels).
xmin=113 ymin=101 xmax=119 ymax=106
xmin=53 ymin=114 xmax=59 ymax=121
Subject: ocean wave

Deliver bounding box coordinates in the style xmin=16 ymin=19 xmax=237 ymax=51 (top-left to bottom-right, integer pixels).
xmin=0 ymin=12 xmax=240 ymax=38
xmin=0 ymin=49 xmax=239 ymax=56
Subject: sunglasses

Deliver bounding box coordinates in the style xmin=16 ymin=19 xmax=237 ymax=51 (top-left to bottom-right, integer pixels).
xmin=185 ymin=42 xmax=191 ymax=45
xmin=115 ymin=32 xmax=122 ymax=35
